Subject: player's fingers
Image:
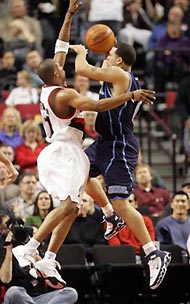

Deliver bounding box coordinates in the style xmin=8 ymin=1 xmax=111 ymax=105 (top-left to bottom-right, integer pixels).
xmin=142 ymin=90 xmax=156 ymax=95
xmin=141 ymin=94 xmax=154 ymax=105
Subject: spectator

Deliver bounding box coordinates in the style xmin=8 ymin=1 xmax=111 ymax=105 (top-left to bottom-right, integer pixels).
xmin=84 ymin=111 xmax=98 ymax=139
xmin=64 ymin=192 xmax=106 ymax=263
xmin=0 ymin=143 xmax=20 ymax=182
xmin=137 ymin=150 xmax=166 ymax=188
xmin=0 ymin=51 xmax=17 ymax=93
xmin=0 ymin=161 xmax=19 ymax=206
xmin=15 ymin=120 xmax=45 ymax=172
xmin=85 ymin=0 xmax=124 ymax=64
xmin=0 ymin=107 xmax=23 ymax=150
xmin=0 ymin=0 xmax=43 ymax=57
xmin=5 ymin=19 xmax=36 ymax=66
xmin=5 ymin=70 xmax=39 ymax=106
xmin=108 ymin=193 xmax=155 ymax=262
xmin=134 ymin=163 xmax=171 ymax=217
xmin=25 ymin=190 xmax=54 ymax=229
xmin=0 ymin=213 xmax=9 ymax=235
xmin=73 ymin=74 xmax=99 ymax=100
xmin=146 ymin=5 xmax=184 ymax=88
xmin=0 ymin=225 xmax=78 ymax=304
xmin=24 ymin=50 xmax=43 ymax=89
xmin=27 ymin=0 xmax=58 ymax=58
xmin=155 ymin=190 xmax=190 ymax=262
xmin=155 ymin=20 xmax=190 ymax=92
xmin=86 ymin=0 xmax=123 ymax=37
xmin=119 ymin=0 xmax=153 ymax=50
xmin=175 ymin=74 xmax=190 ymax=124
xmin=6 ymin=171 xmax=37 ymax=220
xmin=181 ymin=182 xmax=190 ymax=198
xmin=148 ymin=6 xmax=184 ymax=49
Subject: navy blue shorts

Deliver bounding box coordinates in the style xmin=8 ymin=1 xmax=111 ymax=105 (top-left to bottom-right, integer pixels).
xmin=85 ymin=134 xmax=139 ymax=200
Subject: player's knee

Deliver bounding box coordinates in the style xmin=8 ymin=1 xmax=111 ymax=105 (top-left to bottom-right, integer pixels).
xmin=59 ymin=201 xmax=78 ymax=217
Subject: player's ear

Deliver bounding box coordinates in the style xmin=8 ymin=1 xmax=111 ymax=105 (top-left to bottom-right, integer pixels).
xmin=117 ymin=56 xmax=123 ymax=65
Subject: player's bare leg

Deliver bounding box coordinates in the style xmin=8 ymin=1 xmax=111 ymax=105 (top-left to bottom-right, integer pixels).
xmin=34 ymin=197 xmax=77 ymax=243
xmin=86 ymin=177 xmax=126 ymax=239
xmin=112 ymin=199 xmax=171 ymax=289
xmin=47 ymin=212 xmax=78 ymax=254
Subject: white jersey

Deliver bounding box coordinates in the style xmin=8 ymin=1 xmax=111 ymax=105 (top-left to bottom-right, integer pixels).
xmin=40 ymin=85 xmax=84 ymax=144
xmin=38 ymin=85 xmax=89 ymax=203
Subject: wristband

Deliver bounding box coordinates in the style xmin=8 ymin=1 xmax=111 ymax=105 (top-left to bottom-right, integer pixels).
xmin=68 ymin=11 xmax=74 ymax=15
xmin=54 ymin=39 xmax=69 ymax=54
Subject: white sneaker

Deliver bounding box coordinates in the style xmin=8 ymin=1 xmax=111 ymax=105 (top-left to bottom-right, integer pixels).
xmin=145 ymin=250 xmax=171 ymax=289
xmin=35 ymin=258 xmax=66 ymax=289
xmin=12 ymin=245 xmax=37 ymax=267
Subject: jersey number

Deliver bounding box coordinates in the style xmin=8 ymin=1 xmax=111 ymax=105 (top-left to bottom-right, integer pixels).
xmin=40 ymin=102 xmax=54 ymax=138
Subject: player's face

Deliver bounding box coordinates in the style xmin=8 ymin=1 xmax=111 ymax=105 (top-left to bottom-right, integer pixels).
xmin=105 ymin=47 xmax=118 ymax=67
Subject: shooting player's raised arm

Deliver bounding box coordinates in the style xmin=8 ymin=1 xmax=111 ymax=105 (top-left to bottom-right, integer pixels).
xmin=53 ymin=0 xmax=82 ymax=67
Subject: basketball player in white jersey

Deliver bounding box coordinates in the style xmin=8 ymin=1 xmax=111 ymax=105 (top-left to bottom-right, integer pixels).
xmin=12 ymin=0 xmax=155 ymax=288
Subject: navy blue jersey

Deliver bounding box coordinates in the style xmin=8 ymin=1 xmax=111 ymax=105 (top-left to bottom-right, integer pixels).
xmin=95 ymin=71 xmax=141 ymax=138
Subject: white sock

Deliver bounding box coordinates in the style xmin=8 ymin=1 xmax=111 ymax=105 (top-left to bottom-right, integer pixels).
xmin=26 ymin=238 xmax=40 ymax=250
xmin=25 ymin=238 xmax=40 ymax=255
xmin=101 ymin=202 xmax=114 ymax=217
xmin=44 ymin=251 xmax=56 ymax=260
xmin=143 ymin=241 xmax=157 ymax=256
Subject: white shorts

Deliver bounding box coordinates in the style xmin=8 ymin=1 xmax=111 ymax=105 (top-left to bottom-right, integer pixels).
xmin=37 ymin=140 xmax=90 ymax=204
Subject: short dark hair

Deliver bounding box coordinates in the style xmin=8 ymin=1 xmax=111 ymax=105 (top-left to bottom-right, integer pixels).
xmin=37 ymin=59 xmax=56 ymax=84
xmin=19 ymin=171 xmax=37 ymax=184
xmin=172 ymin=190 xmax=189 ymax=202
xmin=115 ymin=43 xmax=136 ymax=67
xmin=182 ymin=182 xmax=190 ymax=188
xmin=33 ymin=190 xmax=54 ymax=216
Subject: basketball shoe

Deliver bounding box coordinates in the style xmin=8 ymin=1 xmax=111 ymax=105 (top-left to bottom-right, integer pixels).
xmin=12 ymin=245 xmax=66 ymax=289
xmin=103 ymin=213 xmax=126 ymax=240
xmin=35 ymin=258 xmax=66 ymax=289
xmin=145 ymin=249 xmax=171 ymax=289
xmin=12 ymin=245 xmax=38 ymax=278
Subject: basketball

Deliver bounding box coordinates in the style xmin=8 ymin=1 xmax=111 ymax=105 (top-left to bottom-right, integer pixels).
xmin=85 ymin=24 xmax=115 ymax=54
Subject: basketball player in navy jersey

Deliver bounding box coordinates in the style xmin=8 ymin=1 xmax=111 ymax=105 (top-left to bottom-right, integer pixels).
xmin=70 ymin=43 xmax=171 ymax=289
xmin=12 ymin=0 xmax=155 ymax=289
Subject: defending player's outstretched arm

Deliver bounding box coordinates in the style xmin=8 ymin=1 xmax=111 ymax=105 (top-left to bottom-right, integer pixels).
xmin=56 ymin=88 xmax=155 ymax=112
xmin=53 ymin=0 xmax=82 ymax=68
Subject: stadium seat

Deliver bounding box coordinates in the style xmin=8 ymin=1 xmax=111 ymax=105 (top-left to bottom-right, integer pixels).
xmin=92 ymin=245 xmax=144 ymax=304
xmin=56 ymin=244 xmax=96 ymax=304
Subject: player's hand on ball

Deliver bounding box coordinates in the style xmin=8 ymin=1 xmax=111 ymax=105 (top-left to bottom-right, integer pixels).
xmin=68 ymin=0 xmax=82 ymax=14
xmin=133 ymin=89 xmax=155 ymax=105
xmin=70 ymin=44 xmax=88 ymax=56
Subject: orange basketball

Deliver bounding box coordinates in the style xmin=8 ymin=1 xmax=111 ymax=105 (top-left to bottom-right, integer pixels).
xmin=85 ymin=24 xmax=115 ymax=54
